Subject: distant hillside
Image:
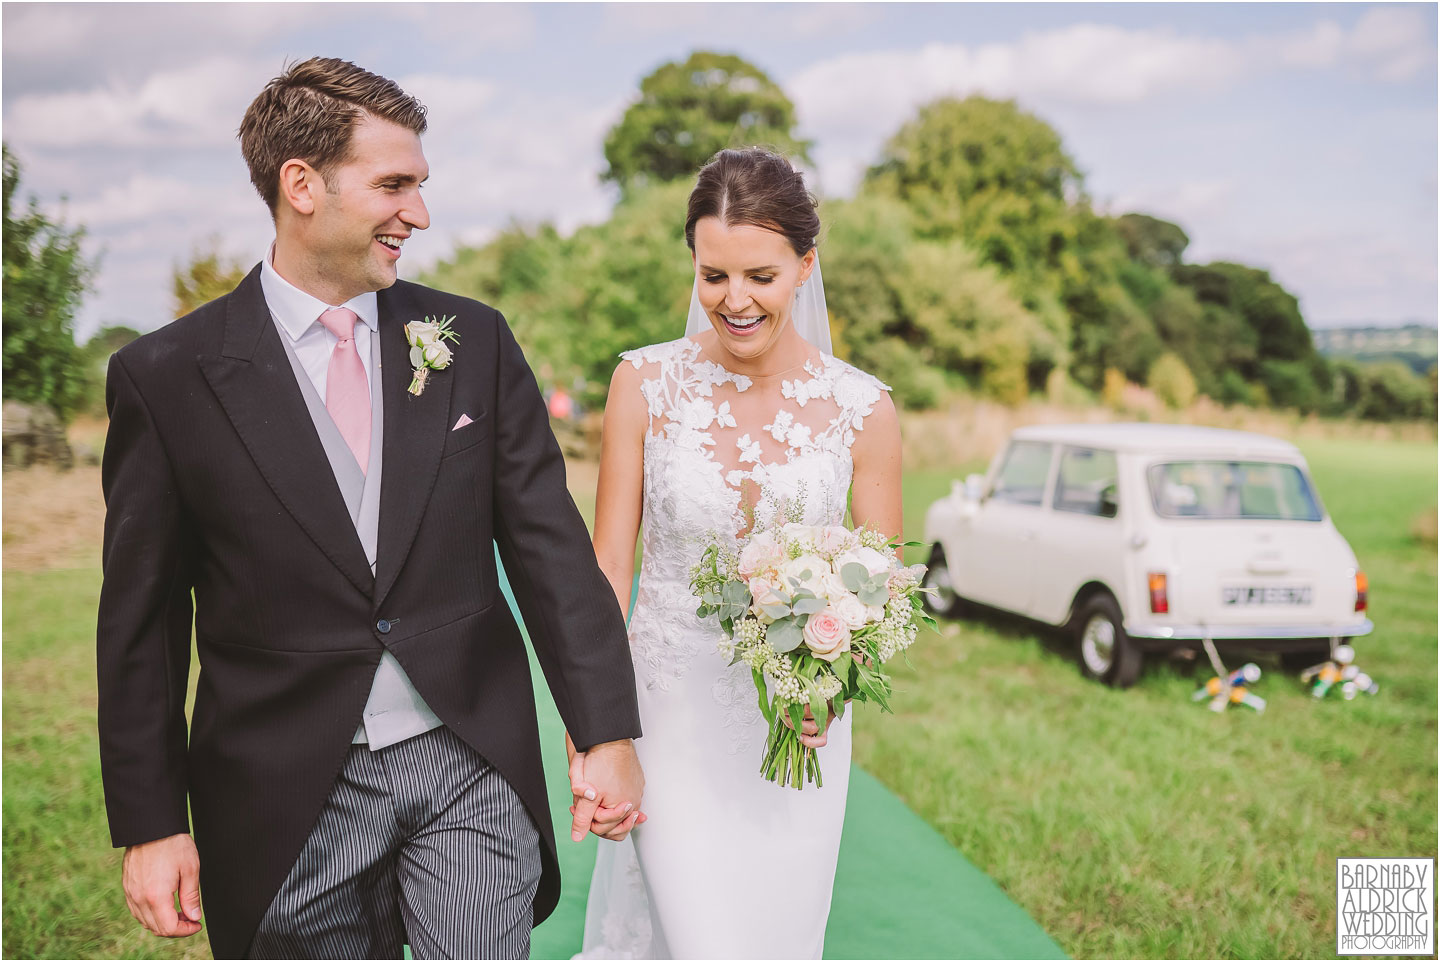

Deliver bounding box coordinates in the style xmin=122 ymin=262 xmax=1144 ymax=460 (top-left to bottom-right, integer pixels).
xmin=1312 ymin=324 xmax=1438 ymax=375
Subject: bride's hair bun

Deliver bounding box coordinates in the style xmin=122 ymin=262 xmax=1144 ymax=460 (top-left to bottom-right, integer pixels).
xmin=685 ymin=148 xmax=819 ymax=257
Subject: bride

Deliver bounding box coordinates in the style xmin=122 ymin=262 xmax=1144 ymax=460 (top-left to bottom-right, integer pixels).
xmin=570 ymin=147 xmax=902 ymax=959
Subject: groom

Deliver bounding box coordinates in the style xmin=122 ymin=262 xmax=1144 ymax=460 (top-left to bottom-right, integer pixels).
xmin=97 ymin=57 xmax=643 ymax=958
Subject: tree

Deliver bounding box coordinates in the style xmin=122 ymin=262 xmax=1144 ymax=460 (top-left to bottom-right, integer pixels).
xmin=1114 ymin=213 xmax=1189 ymax=270
xmin=423 ymin=181 xmax=696 ymax=409
xmin=602 ymin=52 xmax=812 ymax=190
xmin=2 ymin=144 xmax=95 ymax=422
xmin=174 ymin=240 xmax=248 ymax=316
xmin=1148 ymin=352 xmax=1198 ymax=409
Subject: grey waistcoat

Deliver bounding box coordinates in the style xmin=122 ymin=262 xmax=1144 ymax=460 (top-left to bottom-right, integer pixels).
xmin=275 ymin=324 xmax=443 ymax=749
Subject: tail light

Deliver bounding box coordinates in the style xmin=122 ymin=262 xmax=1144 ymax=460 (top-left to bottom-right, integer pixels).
xmin=1355 ymin=571 xmax=1368 ymax=612
xmin=1148 ymin=572 xmax=1169 ymax=614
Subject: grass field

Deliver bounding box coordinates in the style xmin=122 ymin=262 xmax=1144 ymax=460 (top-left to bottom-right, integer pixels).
xmin=2 ymin=436 xmax=1435 ymax=958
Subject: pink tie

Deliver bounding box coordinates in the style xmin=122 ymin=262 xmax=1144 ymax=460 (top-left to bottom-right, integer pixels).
xmin=319 ymin=307 xmax=370 ymax=475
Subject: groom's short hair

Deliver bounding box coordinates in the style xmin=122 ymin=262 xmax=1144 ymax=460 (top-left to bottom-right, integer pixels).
xmin=240 ymin=57 xmax=428 ymax=216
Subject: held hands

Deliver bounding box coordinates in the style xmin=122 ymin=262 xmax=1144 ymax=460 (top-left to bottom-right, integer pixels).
xmin=122 ymin=833 xmax=202 ymax=938
xmin=565 ymin=733 xmax=646 ymax=842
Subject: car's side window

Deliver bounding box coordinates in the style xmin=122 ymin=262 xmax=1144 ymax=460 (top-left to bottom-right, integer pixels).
xmin=1053 ymin=446 xmax=1120 ymax=518
xmin=989 ymin=441 xmax=1053 ymax=507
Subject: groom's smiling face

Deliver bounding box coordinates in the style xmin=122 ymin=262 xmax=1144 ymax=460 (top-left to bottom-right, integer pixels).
xmin=306 ymin=113 xmax=430 ymax=299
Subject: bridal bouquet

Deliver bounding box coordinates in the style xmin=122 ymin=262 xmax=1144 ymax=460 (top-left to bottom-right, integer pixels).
xmin=690 ymin=517 xmax=934 ymax=789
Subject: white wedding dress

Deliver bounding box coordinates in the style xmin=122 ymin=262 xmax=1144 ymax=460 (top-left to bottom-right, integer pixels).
xmin=579 ymin=337 xmax=890 ymax=960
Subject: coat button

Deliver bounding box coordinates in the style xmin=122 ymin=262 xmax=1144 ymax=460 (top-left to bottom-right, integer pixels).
xmin=376 ymin=619 xmax=391 ymax=634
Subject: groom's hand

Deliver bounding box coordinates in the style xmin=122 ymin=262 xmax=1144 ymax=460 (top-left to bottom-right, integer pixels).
xmin=122 ymin=833 xmax=202 ymax=938
xmin=569 ymin=738 xmax=645 ymax=842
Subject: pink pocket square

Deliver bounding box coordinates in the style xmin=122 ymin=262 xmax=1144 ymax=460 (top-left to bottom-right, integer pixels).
xmin=452 ymin=414 xmax=474 ymax=431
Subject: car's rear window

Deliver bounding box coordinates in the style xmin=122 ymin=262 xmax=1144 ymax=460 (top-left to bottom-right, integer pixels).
xmin=1147 ymin=460 xmax=1323 ymax=521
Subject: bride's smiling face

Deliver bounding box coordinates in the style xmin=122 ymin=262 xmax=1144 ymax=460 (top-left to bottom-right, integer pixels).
xmin=692 ymin=216 xmax=816 ymax=362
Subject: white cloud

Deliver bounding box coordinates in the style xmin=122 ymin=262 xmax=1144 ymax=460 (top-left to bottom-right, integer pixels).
xmin=1101 ymin=180 xmax=1239 ymax=227
xmin=6 ymin=58 xmax=274 ymax=148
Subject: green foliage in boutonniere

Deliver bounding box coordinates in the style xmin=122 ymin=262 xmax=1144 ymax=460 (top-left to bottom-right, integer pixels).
xmin=404 ymin=315 xmax=459 ymax=396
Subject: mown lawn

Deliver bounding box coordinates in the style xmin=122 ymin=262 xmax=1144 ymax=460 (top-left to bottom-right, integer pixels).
xmin=3 ymin=435 xmax=1435 ymax=958
xmin=854 ymin=436 xmax=1438 ymax=958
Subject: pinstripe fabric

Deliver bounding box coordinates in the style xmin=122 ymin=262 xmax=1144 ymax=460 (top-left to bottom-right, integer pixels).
xmin=251 ymin=727 xmax=541 ymax=960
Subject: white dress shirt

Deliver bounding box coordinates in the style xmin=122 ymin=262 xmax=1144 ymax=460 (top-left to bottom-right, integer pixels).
xmin=259 ymin=245 xmax=378 ymax=400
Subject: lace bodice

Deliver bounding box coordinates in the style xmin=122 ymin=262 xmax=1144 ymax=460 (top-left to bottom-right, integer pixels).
xmin=621 ymin=337 xmax=889 ymax=691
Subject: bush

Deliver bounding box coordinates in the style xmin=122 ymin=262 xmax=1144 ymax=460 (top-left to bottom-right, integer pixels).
xmin=1147 ymin=353 xmax=1197 ymax=409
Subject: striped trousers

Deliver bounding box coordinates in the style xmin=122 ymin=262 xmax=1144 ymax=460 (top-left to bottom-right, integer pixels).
xmin=250 ymin=726 xmax=542 ymax=959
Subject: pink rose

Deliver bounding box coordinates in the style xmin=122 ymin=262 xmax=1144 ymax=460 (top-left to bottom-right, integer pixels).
xmin=738 ymin=531 xmax=784 ymax=579
xmin=802 ymin=610 xmax=852 ymax=662
xmin=748 ymin=576 xmax=786 ymax=623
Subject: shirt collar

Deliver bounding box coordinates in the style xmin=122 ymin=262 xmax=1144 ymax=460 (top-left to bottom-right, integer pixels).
xmin=260 ymin=243 xmax=379 ymax=342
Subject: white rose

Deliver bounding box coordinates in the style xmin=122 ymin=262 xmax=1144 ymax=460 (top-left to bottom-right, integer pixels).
xmin=782 ymin=554 xmax=831 ymax=593
xmin=819 ymin=525 xmax=854 ymax=556
xmin=835 ymin=548 xmax=889 ymax=582
xmin=780 ymin=522 xmax=820 ymax=552
xmin=405 ymin=320 xmax=440 ymax=347
xmin=865 ymin=604 xmax=886 ymax=623
xmin=832 ymin=594 xmax=869 ymax=630
xmin=423 ymin=341 xmax=453 ymax=368
xmin=819 ymin=572 xmax=851 ymax=605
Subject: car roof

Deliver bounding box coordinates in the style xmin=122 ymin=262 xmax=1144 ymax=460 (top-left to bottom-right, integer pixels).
xmin=1008 ymin=422 xmax=1305 ymax=458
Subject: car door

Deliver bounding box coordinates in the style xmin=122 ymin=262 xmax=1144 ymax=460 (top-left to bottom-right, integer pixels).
xmin=955 ymin=440 xmax=1054 ymax=614
xmin=1028 ymin=446 xmax=1127 ymax=626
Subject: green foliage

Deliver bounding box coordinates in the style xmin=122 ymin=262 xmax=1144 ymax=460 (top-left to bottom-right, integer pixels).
xmin=602 ymin=52 xmax=812 ymax=190
xmin=424 ymin=182 xmax=694 ymax=408
xmin=173 ymin=240 xmax=247 ymax=316
xmin=821 ymin=194 xmax=1059 ymax=408
xmin=1147 ymin=352 xmax=1198 ymax=409
xmin=77 ymin=325 xmax=142 ymax=417
xmin=1114 ymin=213 xmax=1190 ymax=269
xmin=2 ymin=145 xmax=96 ymax=422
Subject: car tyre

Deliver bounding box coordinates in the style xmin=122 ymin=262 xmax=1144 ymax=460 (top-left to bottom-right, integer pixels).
xmin=1073 ymin=592 xmax=1142 ymax=688
xmin=920 ymin=544 xmax=966 ymax=619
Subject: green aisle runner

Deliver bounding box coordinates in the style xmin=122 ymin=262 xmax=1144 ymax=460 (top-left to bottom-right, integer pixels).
xmin=499 ymin=565 xmax=1064 ymax=959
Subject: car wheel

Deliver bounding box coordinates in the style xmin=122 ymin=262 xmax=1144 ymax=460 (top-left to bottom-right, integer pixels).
xmin=1073 ymin=592 xmax=1142 ymax=688
xmin=920 ymin=544 xmax=966 ymax=619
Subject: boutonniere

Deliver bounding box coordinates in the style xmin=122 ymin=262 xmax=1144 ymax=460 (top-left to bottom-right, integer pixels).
xmin=404 ymin=315 xmax=459 ymax=396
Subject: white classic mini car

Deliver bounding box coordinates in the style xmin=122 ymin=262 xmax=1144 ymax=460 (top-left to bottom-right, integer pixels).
xmin=921 ymin=423 xmax=1373 ymax=687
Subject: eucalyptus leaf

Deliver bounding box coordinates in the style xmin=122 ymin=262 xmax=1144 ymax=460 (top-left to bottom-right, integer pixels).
xmin=722 ymin=581 xmax=752 ymax=606
xmin=792 ymin=597 xmax=827 ymax=615
xmin=768 ymin=618 xmax=803 ymax=653
xmin=761 ymin=602 xmax=792 ymax=620
xmin=841 ymin=563 xmax=869 ymax=591
xmin=859 ymin=585 xmax=889 ymax=606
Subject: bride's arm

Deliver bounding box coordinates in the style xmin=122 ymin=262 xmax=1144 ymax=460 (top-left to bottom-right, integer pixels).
xmin=567 ymin=360 xmax=649 ymax=840
xmin=592 ymin=360 xmax=647 ymax=615
xmin=849 ymin=391 xmax=904 ymax=554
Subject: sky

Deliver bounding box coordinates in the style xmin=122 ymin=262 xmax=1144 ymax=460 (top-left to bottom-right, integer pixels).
xmin=3 ymin=2 xmax=1436 ymax=340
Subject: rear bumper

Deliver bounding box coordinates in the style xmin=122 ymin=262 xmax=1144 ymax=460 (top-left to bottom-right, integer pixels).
xmin=1125 ymin=619 xmax=1374 ymax=648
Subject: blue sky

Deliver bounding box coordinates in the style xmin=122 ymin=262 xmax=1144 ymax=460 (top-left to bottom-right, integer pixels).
xmin=3 ymin=2 xmax=1435 ymax=338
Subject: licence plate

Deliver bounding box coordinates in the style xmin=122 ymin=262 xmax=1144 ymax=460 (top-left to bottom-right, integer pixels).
xmin=1222 ymin=586 xmax=1312 ymax=605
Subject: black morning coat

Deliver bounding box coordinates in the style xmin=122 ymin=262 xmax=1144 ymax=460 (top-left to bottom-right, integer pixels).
xmin=96 ymin=266 xmax=642 ymax=956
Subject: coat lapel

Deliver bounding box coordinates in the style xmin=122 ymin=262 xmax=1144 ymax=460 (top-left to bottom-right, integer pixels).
xmin=197 ymin=266 xmax=375 ymax=598
xmin=374 ymin=283 xmax=453 ymax=610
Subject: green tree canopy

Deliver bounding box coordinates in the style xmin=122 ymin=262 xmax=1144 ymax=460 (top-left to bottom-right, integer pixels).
xmin=174 ymin=240 xmax=248 ymax=316
xmin=603 ymin=52 xmax=812 ymax=190
xmin=2 ymin=144 xmax=95 ymax=421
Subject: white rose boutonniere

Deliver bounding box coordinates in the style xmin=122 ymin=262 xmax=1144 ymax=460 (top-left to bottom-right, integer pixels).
xmin=404 ymin=315 xmax=459 ymax=396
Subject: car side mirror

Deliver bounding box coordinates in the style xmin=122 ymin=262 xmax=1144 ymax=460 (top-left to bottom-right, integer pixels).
xmin=1098 ymin=484 xmax=1119 ymax=519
